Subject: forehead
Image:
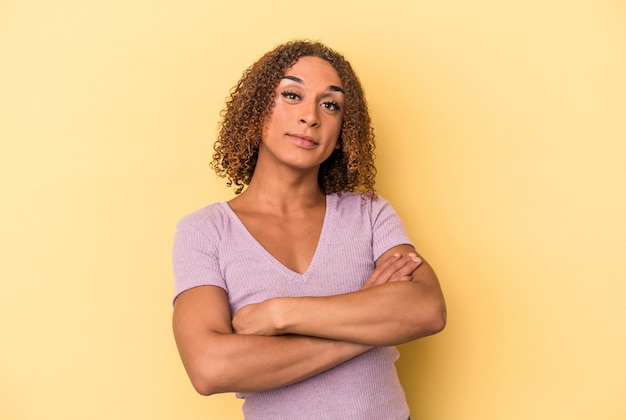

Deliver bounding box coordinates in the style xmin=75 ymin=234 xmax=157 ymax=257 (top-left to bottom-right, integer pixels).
xmin=282 ymin=56 xmax=343 ymax=88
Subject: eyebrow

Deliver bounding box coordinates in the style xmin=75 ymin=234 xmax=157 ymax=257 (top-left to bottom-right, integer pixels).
xmin=280 ymin=75 xmax=345 ymax=94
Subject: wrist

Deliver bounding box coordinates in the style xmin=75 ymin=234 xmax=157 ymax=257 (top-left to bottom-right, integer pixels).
xmin=270 ymin=297 xmax=291 ymax=334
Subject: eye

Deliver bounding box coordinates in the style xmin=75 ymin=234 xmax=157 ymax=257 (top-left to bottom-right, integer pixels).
xmin=280 ymin=90 xmax=301 ymax=101
xmin=321 ymin=101 xmax=341 ymax=112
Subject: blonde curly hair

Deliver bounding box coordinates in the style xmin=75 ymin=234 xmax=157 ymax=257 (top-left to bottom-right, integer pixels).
xmin=211 ymin=40 xmax=376 ymax=196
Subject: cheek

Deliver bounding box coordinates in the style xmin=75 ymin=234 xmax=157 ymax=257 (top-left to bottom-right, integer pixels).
xmin=260 ymin=121 xmax=269 ymax=142
xmin=336 ymin=119 xmax=343 ymax=135
xmin=261 ymin=113 xmax=278 ymax=139
xmin=332 ymin=120 xmax=343 ymax=143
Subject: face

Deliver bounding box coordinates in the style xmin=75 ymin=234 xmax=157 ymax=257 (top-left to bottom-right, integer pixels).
xmin=258 ymin=56 xmax=344 ymax=172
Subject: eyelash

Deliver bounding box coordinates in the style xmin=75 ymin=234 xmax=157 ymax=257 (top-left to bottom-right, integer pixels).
xmin=322 ymin=101 xmax=341 ymax=111
xmin=280 ymin=90 xmax=342 ymax=112
xmin=281 ymin=90 xmax=301 ymax=101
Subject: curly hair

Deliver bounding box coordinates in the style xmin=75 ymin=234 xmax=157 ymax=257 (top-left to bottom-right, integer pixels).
xmin=211 ymin=40 xmax=376 ymax=196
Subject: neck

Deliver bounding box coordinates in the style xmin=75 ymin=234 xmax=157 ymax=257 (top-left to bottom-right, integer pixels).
xmin=245 ymin=178 xmax=324 ymax=212
xmin=232 ymin=164 xmax=326 ymax=214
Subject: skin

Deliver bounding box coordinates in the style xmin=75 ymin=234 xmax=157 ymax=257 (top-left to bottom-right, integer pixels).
xmin=172 ymin=56 xmax=447 ymax=396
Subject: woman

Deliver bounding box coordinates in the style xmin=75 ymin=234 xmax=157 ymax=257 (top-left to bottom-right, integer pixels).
xmin=172 ymin=40 xmax=446 ymax=420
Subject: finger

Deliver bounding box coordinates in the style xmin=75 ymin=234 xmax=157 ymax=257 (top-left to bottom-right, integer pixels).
xmin=387 ymin=254 xmax=422 ymax=282
xmin=365 ymin=254 xmax=401 ymax=284
xmin=362 ymin=255 xmax=419 ymax=289
xmin=387 ymin=275 xmax=413 ymax=283
xmin=378 ymin=254 xmax=422 ymax=282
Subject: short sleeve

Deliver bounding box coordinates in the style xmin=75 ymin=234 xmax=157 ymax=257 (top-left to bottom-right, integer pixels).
xmin=370 ymin=196 xmax=414 ymax=261
xmin=171 ymin=214 xmax=226 ymax=303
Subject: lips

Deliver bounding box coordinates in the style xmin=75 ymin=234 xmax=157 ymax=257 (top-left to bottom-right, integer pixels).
xmin=288 ymin=133 xmax=318 ymax=148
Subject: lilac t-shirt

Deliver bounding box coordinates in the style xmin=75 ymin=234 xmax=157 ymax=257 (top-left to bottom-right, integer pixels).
xmin=173 ymin=192 xmax=413 ymax=420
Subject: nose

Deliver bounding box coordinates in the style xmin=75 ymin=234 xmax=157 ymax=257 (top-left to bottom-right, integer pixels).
xmin=298 ymin=100 xmax=319 ymax=127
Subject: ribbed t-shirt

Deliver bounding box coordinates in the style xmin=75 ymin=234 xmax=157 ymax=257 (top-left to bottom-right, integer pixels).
xmin=172 ymin=192 xmax=413 ymax=419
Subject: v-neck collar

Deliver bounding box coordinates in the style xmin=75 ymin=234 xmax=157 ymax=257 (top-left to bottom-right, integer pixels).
xmin=222 ymin=194 xmax=334 ymax=282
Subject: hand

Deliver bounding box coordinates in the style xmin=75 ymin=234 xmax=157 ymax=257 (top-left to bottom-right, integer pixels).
xmin=361 ymin=252 xmax=422 ymax=290
xmin=232 ymin=299 xmax=282 ymax=336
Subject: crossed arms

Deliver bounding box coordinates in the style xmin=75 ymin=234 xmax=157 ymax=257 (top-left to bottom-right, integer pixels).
xmin=172 ymin=244 xmax=446 ymax=396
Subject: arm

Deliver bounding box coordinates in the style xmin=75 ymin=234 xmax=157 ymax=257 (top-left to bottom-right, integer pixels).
xmin=232 ymin=245 xmax=446 ymax=347
xmin=172 ymin=285 xmax=371 ymax=396
xmin=172 ymin=251 xmax=421 ymax=396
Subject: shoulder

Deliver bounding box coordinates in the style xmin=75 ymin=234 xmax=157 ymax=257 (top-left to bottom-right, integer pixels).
xmin=330 ymin=191 xmax=385 ymax=205
xmin=176 ymin=202 xmax=230 ymax=236
xmin=173 ymin=202 xmax=237 ymax=251
xmin=330 ymin=192 xmax=392 ymax=216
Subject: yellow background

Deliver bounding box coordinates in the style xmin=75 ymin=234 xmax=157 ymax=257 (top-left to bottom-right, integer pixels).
xmin=2 ymin=1 xmax=625 ymax=419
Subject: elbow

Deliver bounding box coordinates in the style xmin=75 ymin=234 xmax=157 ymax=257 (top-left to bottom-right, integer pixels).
xmin=418 ymin=282 xmax=447 ymax=336
xmin=188 ymin=371 xmax=217 ymax=396
xmin=186 ymin=359 xmax=229 ymax=396
xmin=428 ymin=303 xmax=447 ymax=335
xmin=190 ymin=377 xmax=214 ymax=397
xmin=412 ymin=299 xmax=447 ymax=339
